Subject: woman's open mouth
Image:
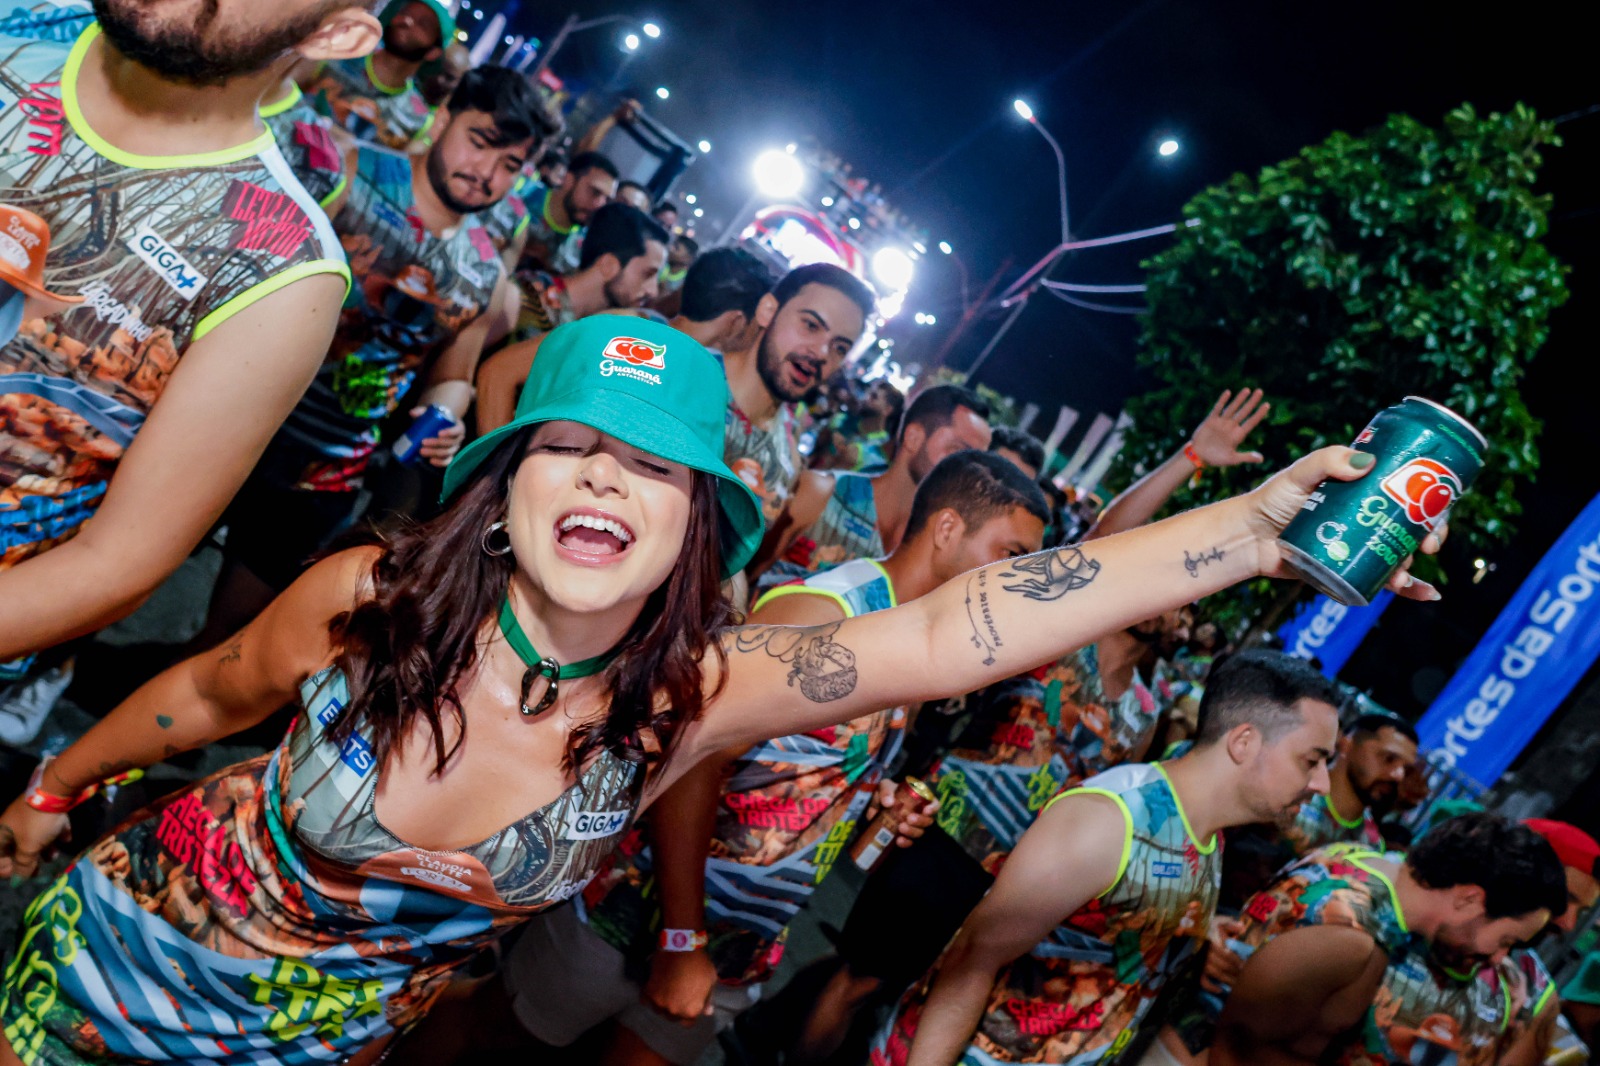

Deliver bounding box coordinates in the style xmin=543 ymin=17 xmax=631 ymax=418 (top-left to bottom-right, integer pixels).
xmin=554 ymin=508 xmax=636 ymax=565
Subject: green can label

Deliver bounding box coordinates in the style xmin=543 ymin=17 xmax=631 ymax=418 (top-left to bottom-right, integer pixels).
xmin=1280 ymin=397 xmax=1485 ymax=606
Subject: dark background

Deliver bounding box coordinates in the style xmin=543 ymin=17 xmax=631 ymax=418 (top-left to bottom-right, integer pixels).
xmin=491 ymin=0 xmax=1595 ymax=728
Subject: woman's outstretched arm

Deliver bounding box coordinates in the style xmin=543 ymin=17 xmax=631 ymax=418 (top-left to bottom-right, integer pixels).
xmin=684 ymin=448 xmax=1436 ymax=768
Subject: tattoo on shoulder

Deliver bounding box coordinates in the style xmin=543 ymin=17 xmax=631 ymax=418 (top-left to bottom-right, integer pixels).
xmin=1000 ymin=547 xmax=1102 ymax=602
xmin=1184 ymin=545 xmax=1225 ymax=578
xmin=732 ymin=622 xmax=859 ymax=703
xmin=965 ymin=569 xmax=1001 ymax=665
xmin=218 ymin=638 xmax=243 ymax=666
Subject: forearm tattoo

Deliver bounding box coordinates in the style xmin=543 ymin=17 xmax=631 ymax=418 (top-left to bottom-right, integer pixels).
xmin=1184 ymin=546 xmax=1225 ymax=578
xmin=965 ymin=569 xmax=1002 ymax=665
xmin=734 ymin=622 xmax=859 ymax=703
xmin=1000 ymin=546 xmax=1102 ymax=601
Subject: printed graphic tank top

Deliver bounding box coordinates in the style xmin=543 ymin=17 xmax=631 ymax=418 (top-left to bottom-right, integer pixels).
xmin=0 ymin=669 xmax=638 ymax=1065
xmin=0 ymin=11 xmax=347 ymax=566
xmin=584 ymin=559 xmax=906 ymax=987
xmin=760 ymin=471 xmax=883 ymax=591
xmin=873 ymin=762 xmax=1221 ymax=1065
xmin=259 ymin=144 xmax=502 ymax=492
xmin=304 ymin=55 xmax=433 ymax=151
xmin=932 ymin=643 xmax=1158 ymax=873
xmin=260 ymin=83 xmax=346 ymax=208
xmin=725 ymin=398 xmax=801 ymax=528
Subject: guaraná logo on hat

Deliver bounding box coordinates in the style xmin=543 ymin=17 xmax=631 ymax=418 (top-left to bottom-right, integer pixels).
xmin=604 ymin=336 xmax=666 ymax=369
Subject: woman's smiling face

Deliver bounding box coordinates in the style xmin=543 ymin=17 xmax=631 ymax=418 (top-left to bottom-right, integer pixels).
xmin=506 ymin=421 xmax=694 ymax=615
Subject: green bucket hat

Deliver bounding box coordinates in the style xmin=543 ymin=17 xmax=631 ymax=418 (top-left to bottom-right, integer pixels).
xmin=442 ymin=317 xmax=765 ymax=578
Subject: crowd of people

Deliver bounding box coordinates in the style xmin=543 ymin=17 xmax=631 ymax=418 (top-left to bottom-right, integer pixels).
xmin=0 ymin=3 xmax=1595 ymax=1066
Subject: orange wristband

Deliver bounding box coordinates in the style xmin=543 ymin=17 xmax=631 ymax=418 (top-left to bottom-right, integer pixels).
xmin=1182 ymin=443 xmax=1206 ymax=471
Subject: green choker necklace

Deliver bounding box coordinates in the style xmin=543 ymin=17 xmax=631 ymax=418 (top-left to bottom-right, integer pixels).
xmin=497 ymin=595 xmax=618 ymax=715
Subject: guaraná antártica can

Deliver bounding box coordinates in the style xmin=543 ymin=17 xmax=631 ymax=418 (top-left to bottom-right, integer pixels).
xmin=1279 ymin=396 xmax=1486 ymax=606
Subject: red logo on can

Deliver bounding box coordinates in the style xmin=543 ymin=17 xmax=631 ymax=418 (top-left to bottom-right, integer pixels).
xmin=1353 ymin=425 xmax=1376 ymax=446
xmin=1379 ymin=457 xmax=1460 ymax=532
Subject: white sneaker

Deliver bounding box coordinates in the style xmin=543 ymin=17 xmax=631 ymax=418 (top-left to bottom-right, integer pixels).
xmin=0 ymin=662 xmax=75 ymax=747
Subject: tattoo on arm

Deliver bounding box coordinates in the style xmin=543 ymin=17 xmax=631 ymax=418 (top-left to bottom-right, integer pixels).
xmin=1000 ymin=547 xmax=1102 ymax=602
xmin=965 ymin=569 xmax=1001 ymax=665
xmin=218 ymin=638 xmax=243 ymax=666
xmin=732 ymin=622 xmax=859 ymax=703
xmin=1183 ymin=546 xmax=1226 ymax=578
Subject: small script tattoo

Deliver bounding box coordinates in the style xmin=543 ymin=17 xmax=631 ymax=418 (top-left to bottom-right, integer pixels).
xmin=965 ymin=570 xmax=1002 ymax=665
xmin=217 ymin=638 xmax=243 ymax=666
xmin=1183 ymin=546 xmax=1226 ymax=578
xmin=733 ymin=623 xmax=859 ymax=703
xmin=1000 ymin=547 xmax=1102 ymax=602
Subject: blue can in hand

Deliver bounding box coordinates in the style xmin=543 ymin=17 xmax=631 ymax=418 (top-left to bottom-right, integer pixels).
xmin=392 ymin=404 xmax=458 ymax=465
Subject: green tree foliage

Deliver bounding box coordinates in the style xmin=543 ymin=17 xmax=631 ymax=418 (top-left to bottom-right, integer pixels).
xmin=1115 ymin=103 xmax=1567 ymax=629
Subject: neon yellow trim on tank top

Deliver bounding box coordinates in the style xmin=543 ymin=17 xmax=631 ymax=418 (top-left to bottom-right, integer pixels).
xmin=1045 ymin=787 xmax=1133 ymax=899
xmin=1324 ymin=793 xmax=1365 ymax=830
xmin=192 ymin=259 xmax=352 ymax=341
xmin=259 ymin=83 xmax=304 ymax=119
xmin=1345 ymin=851 xmax=1411 ymax=934
xmin=63 ymin=25 xmax=276 ymax=170
xmin=1533 ymin=971 xmax=1556 ymax=1017
xmin=543 ymin=188 xmax=578 ymax=235
xmin=1155 ymin=762 xmax=1216 ymax=853
xmin=750 ymin=560 xmax=897 ymax=617
xmin=365 ymin=54 xmax=410 ymax=95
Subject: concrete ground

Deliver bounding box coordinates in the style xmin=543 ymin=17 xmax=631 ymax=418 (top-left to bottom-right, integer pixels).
xmin=0 ymin=547 xmax=880 ymax=1065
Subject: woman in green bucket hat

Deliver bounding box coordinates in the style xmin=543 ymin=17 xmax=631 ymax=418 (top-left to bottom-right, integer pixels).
xmin=0 ymin=317 xmax=1444 ymax=1066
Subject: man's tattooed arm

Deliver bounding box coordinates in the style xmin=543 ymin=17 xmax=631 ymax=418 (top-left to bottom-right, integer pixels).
xmin=732 ymin=622 xmax=859 ymax=703
xmin=999 ymin=546 xmax=1103 ymax=602
xmin=965 ymin=569 xmax=1002 ymax=665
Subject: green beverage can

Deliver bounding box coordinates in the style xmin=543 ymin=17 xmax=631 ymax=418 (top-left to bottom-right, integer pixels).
xmin=1279 ymin=396 xmax=1486 ymax=606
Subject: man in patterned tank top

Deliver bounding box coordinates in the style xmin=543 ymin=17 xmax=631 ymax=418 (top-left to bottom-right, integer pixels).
xmin=873 ymin=650 xmax=1343 ymax=1066
xmin=491 ymin=452 xmax=1047 ymax=1066
xmin=195 ymin=65 xmax=540 ymax=643
xmin=1198 ymin=815 xmax=1565 ymax=1066
xmin=754 ymin=384 xmax=993 ymax=590
xmin=721 ymin=263 xmax=876 ymax=574
xmin=1215 ymin=712 xmax=1418 ymax=911
xmin=295 ymin=0 xmax=452 ymax=151
xmin=0 ymin=0 xmax=373 ymax=705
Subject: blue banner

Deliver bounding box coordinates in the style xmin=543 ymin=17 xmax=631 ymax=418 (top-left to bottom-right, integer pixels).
xmin=1278 ymin=591 xmax=1395 ymax=677
xmin=1417 ymin=493 xmax=1600 ymax=786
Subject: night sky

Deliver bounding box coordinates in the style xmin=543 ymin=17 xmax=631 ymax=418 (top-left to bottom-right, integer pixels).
xmin=495 ymin=0 xmax=1596 ymax=723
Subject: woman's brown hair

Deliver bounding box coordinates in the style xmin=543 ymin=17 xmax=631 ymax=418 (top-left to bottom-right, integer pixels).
xmin=326 ymin=428 xmax=733 ymax=782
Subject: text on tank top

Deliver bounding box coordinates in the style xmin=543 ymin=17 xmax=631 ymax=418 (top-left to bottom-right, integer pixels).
xmin=0 ymin=12 xmax=346 ymax=567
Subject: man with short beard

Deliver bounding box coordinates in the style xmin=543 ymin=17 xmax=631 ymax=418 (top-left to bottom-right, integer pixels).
xmin=297 ymin=0 xmax=452 ymax=150
xmin=0 ymin=0 xmax=373 ymax=717
xmin=878 ymin=651 xmax=1346 ymax=1066
xmin=1202 ymin=814 xmax=1565 ymax=1066
xmin=752 ymin=384 xmax=992 ymax=590
xmin=720 ymin=263 xmax=877 ymax=532
xmin=472 ymin=203 xmax=671 ymax=435
xmin=193 ymin=64 xmax=535 ymax=644
xmin=516 ymin=149 xmax=620 ymax=275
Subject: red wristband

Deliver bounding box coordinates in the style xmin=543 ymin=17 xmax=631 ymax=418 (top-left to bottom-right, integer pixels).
xmin=659 ymin=929 xmax=708 ymax=952
xmin=1182 ymin=442 xmax=1206 ymax=471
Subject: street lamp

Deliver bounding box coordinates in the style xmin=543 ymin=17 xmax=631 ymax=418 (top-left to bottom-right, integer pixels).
xmin=655 ymin=86 xmax=670 ymax=99
xmin=698 ymin=139 xmax=712 ymax=153
xmin=623 ymin=32 xmax=639 ymax=49
xmin=872 ymin=247 xmax=915 ymax=292
xmin=685 ymin=194 xmax=696 ymax=204
xmin=753 ymin=149 xmax=805 ymax=199
xmin=534 ymin=14 xmax=662 ymax=79
xmin=1158 ymin=138 xmax=1180 ymax=157
xmin=1013 ymin=98 xmax=1069 ymax=245
xmin=939 ymin=241 xmax=953 ymax=255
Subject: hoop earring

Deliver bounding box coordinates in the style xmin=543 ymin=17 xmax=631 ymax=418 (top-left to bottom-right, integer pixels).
xmin=481 ymin=521 xmax=512 ymax=557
